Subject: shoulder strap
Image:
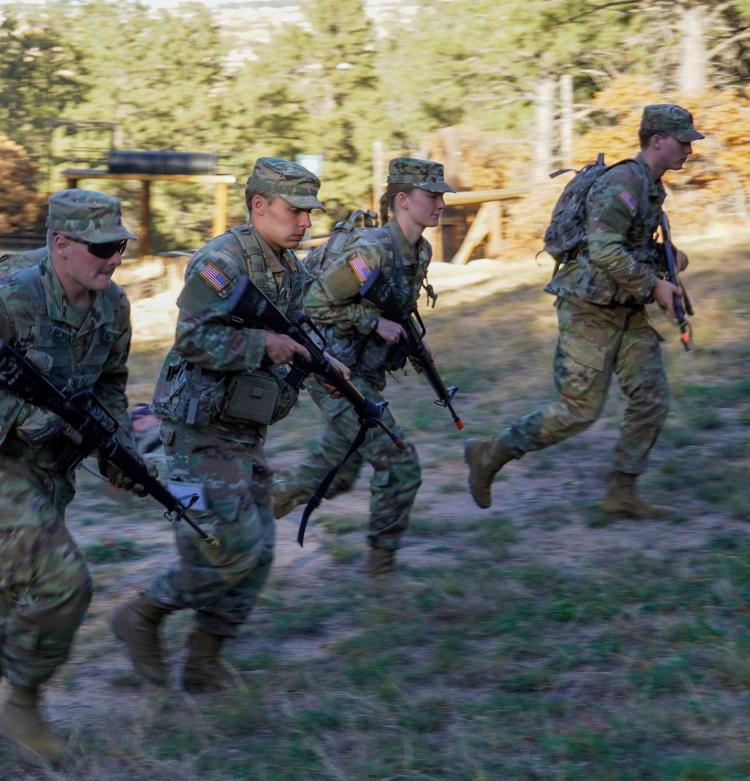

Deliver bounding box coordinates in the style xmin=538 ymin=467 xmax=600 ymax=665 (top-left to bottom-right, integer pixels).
xmin=228 ymin=226 xmax=266 ymax=277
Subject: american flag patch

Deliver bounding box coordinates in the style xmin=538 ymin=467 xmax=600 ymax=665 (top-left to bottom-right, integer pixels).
xmin=199 ymin=262 xmax=230 ymax=293
xmin=348 ymin=255 xmax=371 ymax=284
xmin=618 ymin=190 xmax=637 ymax=212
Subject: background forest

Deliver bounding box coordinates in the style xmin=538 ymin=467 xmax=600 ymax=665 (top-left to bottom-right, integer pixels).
xmin=2 ymin=0 xmax=750 ymax=253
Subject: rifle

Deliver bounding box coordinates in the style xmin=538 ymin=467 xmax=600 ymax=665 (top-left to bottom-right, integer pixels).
xmin=359 ymin=267 xmax=463 ymax=430
xmin=0 ymin=339 xmax=218 ymax=548
xmin=226 ymin=276 xmax=405 ymax=545
xmin=660 ymin=212 xmax=694 ymax=351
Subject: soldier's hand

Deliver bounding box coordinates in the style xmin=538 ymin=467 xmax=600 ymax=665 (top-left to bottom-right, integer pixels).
xmin=675 ymin=250 xmax=689 ymax=272
xmin=265 ymin=331 xmax=311 ymax=365
xmin=98 ymin=450 xmax=158 ymax=497
xmin=325 ymin=353 xmax=351 ymax=381
xmin=375 ymin=317 xmax=406 ymax=346
xmin=654 ymin=279 xmax=682 ymax=320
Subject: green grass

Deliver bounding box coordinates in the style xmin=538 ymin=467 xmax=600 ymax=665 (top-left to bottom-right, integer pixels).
xmin=82 ymin=537 xmax=143 ymax=563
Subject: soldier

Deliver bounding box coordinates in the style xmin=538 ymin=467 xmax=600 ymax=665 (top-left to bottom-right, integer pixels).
xmin=465 ymin=104 xmax=704 ymax=516
xmin=0 ymin=189 xmax=142 ymax=763
xmin=112 ymin=158 xmax=345 ymax=692
xmin=272 ymin=157 xmax=455 ymax=576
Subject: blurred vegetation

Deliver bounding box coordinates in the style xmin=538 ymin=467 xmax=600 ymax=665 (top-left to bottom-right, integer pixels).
xmin=1 ymin=0 xmax=750 ymax=250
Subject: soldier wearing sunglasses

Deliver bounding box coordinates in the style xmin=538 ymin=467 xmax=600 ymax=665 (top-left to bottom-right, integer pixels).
xmin=0 ymin=189 xmax=149 ymax=763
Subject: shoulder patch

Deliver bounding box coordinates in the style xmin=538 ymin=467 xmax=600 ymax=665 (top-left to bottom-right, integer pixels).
xmin=618 ymin=190 xmax=638 ymax=212
xmin=348 ymin=255 xmax=371 ymax=284
xmin=198 ymin=262 xmax=230 ymax=293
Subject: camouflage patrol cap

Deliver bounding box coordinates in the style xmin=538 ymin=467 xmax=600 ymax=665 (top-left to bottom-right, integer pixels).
xmin=387 ymin=157 xmax=455 ymax=193
xmin=246 ymin=157 xmax=325 ymax=210
xmin=640 ymin=104 xmax=705 ymax=142
xmin=47 ymin=188 xmax=137 ymax=242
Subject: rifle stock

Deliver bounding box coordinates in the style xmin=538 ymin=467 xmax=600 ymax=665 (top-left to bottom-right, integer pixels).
xmin=360 ymin=268 xmax=463 ymax=430
xmin=0 ymin=339 xmax=218 ymax=547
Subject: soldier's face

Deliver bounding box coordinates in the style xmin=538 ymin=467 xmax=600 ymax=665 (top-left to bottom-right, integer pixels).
xmin=399 ymin=189 xmax=446 ymax=229
xmin=654 ymin=134 xmax=693 ymax=171
xmin=53 ymin=234 xmax=123 ymax=297
xmin=252 ymin=195 xmax=312 ymax=250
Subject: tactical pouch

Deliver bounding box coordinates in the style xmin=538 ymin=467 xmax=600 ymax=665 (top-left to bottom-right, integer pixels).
xmin=220 ymin=370 xmax=281 ymax=425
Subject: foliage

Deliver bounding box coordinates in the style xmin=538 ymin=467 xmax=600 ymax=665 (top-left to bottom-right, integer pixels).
xmin=0 ymin=134 xmax=46 ymax=233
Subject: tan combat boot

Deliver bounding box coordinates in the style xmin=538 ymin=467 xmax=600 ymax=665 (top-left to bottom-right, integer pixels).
xmin=0 ymin=685 xmax=66 ymax=765
xmin=601 ymin=472 xmax=672 ymax=519
xmin=112 ymin=592 xmax=173 ymax=686
xmin=182 ymin=629 xmax=234 ymax=693
xmin=464 ymin=437 xmax=514 ymax=509
xmin=366 ymin=547 xmax=396 ymax=577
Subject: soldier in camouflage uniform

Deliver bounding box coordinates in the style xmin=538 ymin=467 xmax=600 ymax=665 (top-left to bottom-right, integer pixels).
xmin=0 ymin=247 xmax=47 ymax=279
xmin=272 ymin=158 xmax=455 ymax=576
xmin=112 ymin=158 xmax=343 ymax=692
xmin=465 ymin=105 xmax=703 ymax=517
xmin=0 ymin=190 xmax=140 ymax=762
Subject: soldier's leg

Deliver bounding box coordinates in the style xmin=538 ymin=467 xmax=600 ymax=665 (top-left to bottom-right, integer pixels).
xmin=0 ymin=462 xmax=91 ymax=691
xmin=602 ymin=312 xmax=671 ymax=518
xmin=148 ymin=425 xmax=273 ymax=635
xmin=272 ymin=380 xmax=365 ymax=518
xmin=467 ymin=299 xmax=621 ymax=508
xmin=613 ymin=311 xmax=670 ymax=474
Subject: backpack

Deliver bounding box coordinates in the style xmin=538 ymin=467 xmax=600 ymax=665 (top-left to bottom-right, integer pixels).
xmin=303 ymin=209 xmax=379 ymax=279
xmin=541 ymin=153 xmax=643 ymax=267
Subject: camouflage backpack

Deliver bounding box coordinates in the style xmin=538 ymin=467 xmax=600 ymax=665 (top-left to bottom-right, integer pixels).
xmin=303 ymin=209 xmax=379 ymax=279
xmin=541 ymin=153 xmax=643 ymax=266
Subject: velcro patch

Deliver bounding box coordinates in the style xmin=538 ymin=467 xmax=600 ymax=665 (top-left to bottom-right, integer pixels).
xmin=198 ymin=262 xmax=230 ymax=293
xmin=348 ymin=255 xmax=371 ymax=284
xmin=618 ymin=190 xmax=638 ymax=212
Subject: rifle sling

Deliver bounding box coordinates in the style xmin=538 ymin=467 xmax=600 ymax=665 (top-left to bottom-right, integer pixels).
xmin=296 ymin=418 xmax=371 ymax=546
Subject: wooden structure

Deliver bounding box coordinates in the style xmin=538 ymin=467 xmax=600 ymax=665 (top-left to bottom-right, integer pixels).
xmin=62 ymin=169 xmax=236 ymax=258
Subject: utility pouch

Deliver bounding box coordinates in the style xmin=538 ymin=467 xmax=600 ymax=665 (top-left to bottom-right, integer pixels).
xmin=220 ymin=370 xmax=280 ymax=425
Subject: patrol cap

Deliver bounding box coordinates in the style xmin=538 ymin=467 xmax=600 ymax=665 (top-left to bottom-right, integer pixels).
xmin=246 ymin=157 xmax=325 ymax=210
xmin=387 ymin=157 xmax=455 ymax=193
xmin=640 ymin=104 xmax=705 ymax=142
xmin=47 ymin=188 xmax=137 ymax=242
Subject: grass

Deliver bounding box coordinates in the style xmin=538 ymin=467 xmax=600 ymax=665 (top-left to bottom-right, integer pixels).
xmin=2 ymin=235 xmax=750 ymax=780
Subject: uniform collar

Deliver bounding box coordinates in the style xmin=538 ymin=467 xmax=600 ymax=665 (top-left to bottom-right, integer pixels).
xmin=634 ymin=152 xmax=664 ymax=197
xmin=386 ymin=218 xmax=420 ymax=261
xmin=252 ymin=226 xmax=289 ymax=273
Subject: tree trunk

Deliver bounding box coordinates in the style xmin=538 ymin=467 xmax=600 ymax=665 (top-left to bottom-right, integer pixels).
xmin=559 ymin=74 xmax=573 ymax=169
xmin=678 ymin=5 xmax=707 ymax=97
xmin=533 ymin=78 xmax=555 ymax=182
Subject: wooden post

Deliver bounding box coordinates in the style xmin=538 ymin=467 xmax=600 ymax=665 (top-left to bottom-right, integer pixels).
xmin=213 ymin=181 xmax=228 ymax=237
xmin=65 ymin=175 xmax=78 ymax=189
xmin=140 ymin=179 xmax=150 ymax=258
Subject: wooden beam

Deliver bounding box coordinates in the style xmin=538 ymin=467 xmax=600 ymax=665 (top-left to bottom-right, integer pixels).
xmin=140 ymin=180 xmax=150 ymax=259
xmin=213 ymin=181 xmax=228 ymax=237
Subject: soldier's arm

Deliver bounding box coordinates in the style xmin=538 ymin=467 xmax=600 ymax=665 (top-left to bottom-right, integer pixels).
xmin=586 ymin=176 xmax=660 ymax=303
xmin=304 ymin=244 xmax=382 ymax=336
xmin=93 ymin=287 xmax=132 ymax=431
xmin=173 ymin=252 xmax=268 ymax=372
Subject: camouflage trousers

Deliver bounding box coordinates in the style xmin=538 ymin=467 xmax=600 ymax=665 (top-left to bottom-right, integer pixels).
xmin=148 ymin=422 xmax=274 ymax=638
xmin=499 ymin=298 xmax=670 ymax=474
xmin=274 ymin=375 xmax=421 ymax=551
xmin=0 ymin=453 xmax=92 ymax=690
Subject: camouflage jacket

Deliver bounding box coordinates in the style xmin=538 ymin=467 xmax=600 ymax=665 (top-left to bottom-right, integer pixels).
xmin=305 ymin=219 xmax=431 ymax=388
xmin=152 ymin=224 xmax=307 ymax=443
xmin=546 ymin=153 xmax=666 ymax=307
xmin=0 ymin=247 xmax=47 ymax=280
xmin=0 ymin=248 xmax=132 ymax=455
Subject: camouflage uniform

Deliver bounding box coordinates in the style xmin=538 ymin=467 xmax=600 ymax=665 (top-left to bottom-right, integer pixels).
xmin=466 ymin=105 xmax=704 ymax=511
xmin=273 ymin=158 xmax=455 ymax=555
xmin=0 ymin=248 xmax=46 ymax=279
xmin=0 ymin=189 xmax=136 ymax=761
xmin=123 ymin=159 xmax=323 ymax=654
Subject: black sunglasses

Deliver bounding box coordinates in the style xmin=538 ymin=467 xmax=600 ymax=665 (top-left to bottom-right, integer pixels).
xmin=66 ymin=237 xmax=128 ymax=260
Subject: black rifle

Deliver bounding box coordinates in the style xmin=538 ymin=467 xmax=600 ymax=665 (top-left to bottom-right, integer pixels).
xmin=0 ymin=339 xmax=218 ymax=548
xmin=660 ymin=212 xmax=694 ymax=351
xmin=226 ymin=276 xmax=405 ymax=545
xmin=359 ymin=267 xmax=463 ymax=430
